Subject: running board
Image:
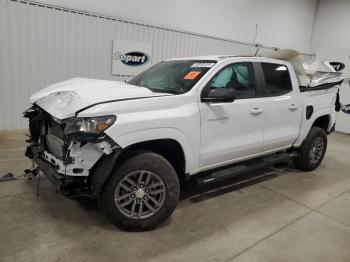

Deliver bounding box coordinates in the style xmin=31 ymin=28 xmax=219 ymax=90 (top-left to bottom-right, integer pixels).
xmin=196 ymin=152 xmax=297 ymax=186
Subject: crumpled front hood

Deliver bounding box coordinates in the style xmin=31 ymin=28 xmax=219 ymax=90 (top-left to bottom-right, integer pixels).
xmin=31 ymin=78 xmax=166 ymax=119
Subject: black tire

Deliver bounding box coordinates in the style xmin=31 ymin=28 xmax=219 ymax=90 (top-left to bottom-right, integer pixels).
xmin=293 ymin=127 xmax=327 ymax=171
xmin=98 ymin=151 xmax=180 ymax=231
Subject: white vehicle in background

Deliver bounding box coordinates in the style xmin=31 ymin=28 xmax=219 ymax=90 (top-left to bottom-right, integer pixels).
xmin=24 ymin=50 xmax=343 ymax=231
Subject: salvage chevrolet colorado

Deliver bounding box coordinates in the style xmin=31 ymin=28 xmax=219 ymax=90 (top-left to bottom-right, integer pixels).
xmin=24 ymin=50 xmax=343 ymax=231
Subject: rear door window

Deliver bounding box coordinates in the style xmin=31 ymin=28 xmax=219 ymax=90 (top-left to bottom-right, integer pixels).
xmin=261 ymin=63 xmax=292 ymax=96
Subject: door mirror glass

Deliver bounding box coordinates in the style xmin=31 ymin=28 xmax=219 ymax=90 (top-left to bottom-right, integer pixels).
xmin=201 ymin=88 xmax=237 ymax=103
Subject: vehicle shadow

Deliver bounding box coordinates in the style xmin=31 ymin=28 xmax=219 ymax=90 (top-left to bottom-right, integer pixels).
xmin=72 ymin=162 xmax=292 ymax=210
xmin=45 ymin=161 xmax=294 ymax=231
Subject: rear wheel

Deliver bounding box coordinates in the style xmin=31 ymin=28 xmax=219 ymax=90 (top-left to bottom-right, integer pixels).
xmin=99 ymin=151 xmax=180 ymax=231
xmin=293 ymin=127 xmax=327 ymax=171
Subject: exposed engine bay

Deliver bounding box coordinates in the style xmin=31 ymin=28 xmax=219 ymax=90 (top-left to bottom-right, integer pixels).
xmin=24 ymin=105 xmax=120 ymax=196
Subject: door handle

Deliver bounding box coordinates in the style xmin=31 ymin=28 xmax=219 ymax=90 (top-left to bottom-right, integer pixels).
xmin=288 ymin=104 xmax=298 ymax=111
xmin=250 ymin=107 xmax=264 ymax=115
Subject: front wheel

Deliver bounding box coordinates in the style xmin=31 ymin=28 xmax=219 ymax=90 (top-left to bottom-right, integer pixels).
xmin=293 ymin=127 xmax=328 ymax=171
xmin=98 ymin=151 xmax=180 ymax=231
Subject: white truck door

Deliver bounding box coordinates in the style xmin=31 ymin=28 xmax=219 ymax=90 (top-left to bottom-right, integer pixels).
xmin=260 ymin=62 xmax=302 ymax=152
xmin=199 ymin=62 xmax=266 ymax=169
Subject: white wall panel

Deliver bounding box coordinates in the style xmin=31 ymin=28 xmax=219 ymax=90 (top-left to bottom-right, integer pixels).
xmin=33 ymin=0 xmax=319 ymax=53
xmin=310 ymin=0 xmax=350 ymax=51
xmin=0 ymin=0 xmax=314 ymax=130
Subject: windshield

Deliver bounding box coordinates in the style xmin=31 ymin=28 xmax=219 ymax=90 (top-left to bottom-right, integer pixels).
xmin=128 ymin=60 xmax=216 ymax=94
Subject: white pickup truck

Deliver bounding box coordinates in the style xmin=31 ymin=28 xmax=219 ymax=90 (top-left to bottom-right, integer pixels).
xmin=24 ymin=51 xmax=343 ymax=231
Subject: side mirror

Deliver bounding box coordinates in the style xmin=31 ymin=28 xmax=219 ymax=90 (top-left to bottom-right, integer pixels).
xmin=201 ymin=88 xmax=237 ymax=103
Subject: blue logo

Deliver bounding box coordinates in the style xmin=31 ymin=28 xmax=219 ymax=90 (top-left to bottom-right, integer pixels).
xmin=330 ymin=62 xmax=345 ymax=72
xmin=114 ymin=51 xmax=149 ymax=67
xmin=341 ymin=104 xmax=350 ymax=114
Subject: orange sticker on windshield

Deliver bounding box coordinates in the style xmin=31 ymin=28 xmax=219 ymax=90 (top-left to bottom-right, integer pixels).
xmin=184 ymin=71 xmax=201 ymax=80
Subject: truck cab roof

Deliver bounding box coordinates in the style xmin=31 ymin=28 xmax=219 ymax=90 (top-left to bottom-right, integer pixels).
xmin=167 ymin=49 xmax=343 ymax=89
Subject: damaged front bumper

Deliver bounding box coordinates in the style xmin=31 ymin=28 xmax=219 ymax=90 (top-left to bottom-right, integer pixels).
xmin=40 ymin=140 xmax=114 ymax=177
xmin=24 ymin=106 xmax=121 ymax=196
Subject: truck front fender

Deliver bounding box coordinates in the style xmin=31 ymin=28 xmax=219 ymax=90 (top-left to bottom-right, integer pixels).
xmin=112 ymin=128 xmax=198 ymax=174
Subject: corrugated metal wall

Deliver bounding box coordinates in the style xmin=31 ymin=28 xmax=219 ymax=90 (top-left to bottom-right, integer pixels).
xmin=0 ymin=0 xmax=315 ymax=130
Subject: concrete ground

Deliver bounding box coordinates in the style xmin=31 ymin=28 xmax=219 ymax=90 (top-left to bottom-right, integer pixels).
xmin=0 ymin=130 xmax=350 ymax=262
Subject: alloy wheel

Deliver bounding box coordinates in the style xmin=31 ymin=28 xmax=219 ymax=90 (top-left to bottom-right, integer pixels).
xmin=309 ymin=136 xmax=325 ymax=164
xmin=114 ymin=170 xmax=166 ymax=219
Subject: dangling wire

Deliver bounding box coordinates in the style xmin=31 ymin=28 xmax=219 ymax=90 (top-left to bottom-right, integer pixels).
xmin=36 ymin=171 xmax=41 ymax=196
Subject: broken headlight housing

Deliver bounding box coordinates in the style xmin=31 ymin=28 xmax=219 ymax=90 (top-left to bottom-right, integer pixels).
xmin=64 ymin=115 xmax=116 ymax=135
